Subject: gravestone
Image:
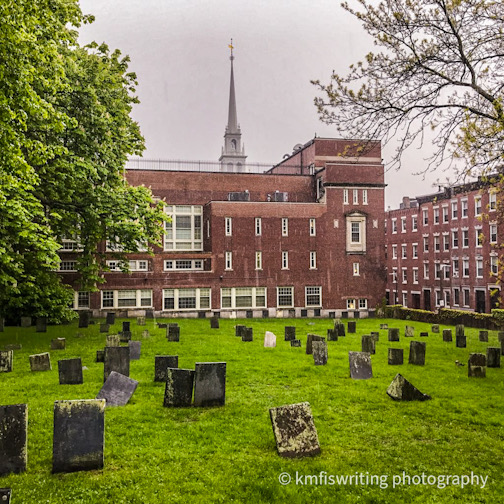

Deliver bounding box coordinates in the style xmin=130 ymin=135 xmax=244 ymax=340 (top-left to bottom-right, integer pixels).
xmin=241 ymin=327 xmax=253 ymax=342
xmin=468 ymin=353 xmax=486 ymax=377
xmin=235 ymin=325 xmax=246 ymax=337
xmin=106 ymin=312 xmax=116 ymax=325
xmin=157 ymin=323 xmax=168 ymax=329
xmin=312 ymin=341 xmax=328 ymax=365
xmin=99 ymin=324 xmax=110 ymax=334
xmin=58 ymin=358 xmax=83 ymax=385
xmin=154 ymin=355 xmax=179 ymax=382
xmin=122 ymin=321 xmax=130 ymax=332
xmin=0 ymin=489 xmax=11 ymax=503
xmin=498 ymin=331 xmax=504 ymax=342
xmin=269 ymin=402 xmax=320 ymax=458
xmin=0 ymin=404 xmax=28 ymax=475
xmin=128 ymin=341 xmax=141 ymax=360
xmin=284 ymin=326 xmax=296 ymax=341
xmin=4 ymin=344 xmax=21 ymax=351
xmin=388 ymin=328 xmax=400 ymax=342
xmin=20 ymin=317 xmax=31 ymax=328
xmin=306 ymin=334 xmax=325 ymax=355
xmin=96 ymin=350 xmax=104 ymax=363
xmin=210 ymin=317 xmax=219 ymax=329
xmin=137 ymin=316 xmax=146 ymax=326
xmin=52 ymin=399 xmax=105 ymax=473
xmin=361 ymin=335 xmax=375 ymax=355
xmin=349 ymin=351 xmax=372 ymax=380
xmin=386 ymin=374 xmax=431 ymax=401
xmin=0 ymin=317 xmax=3 ymax=332
xmin=106 ymin=334 xmax=120 ymax=347
xmin=335 ymin=320 xmax=346 ymax=337
xmin=119 ymin=331 xmax=132 ymax=343
xmin=380 ymin=323 xmax=388 ymax=330
xmin=264 ymin=331 xmax=276 ymax=348
xmin=456 ymin=324 xmax=465 ymax=339
xmin=347 ymin=321 xmax=356 ymax=333
xmin=486 ymin=347 xmax=501 ymax=368
xmin=431 ymin=324 xmax=440 ymax=333
xmin=29 ymin=352 xmax=51 ymax=371
xmin=370 ymin=331 xmax=379 ymax=342
xmin=327 ymin=329 xmax=338 ymax=341
xmin=96 ymin=371 xmax=138 ymax=407
xmin=290 ymin=339 xmax=301 ymax=347
xmin=145 ymin=309 xmax=154 ymax=319
xmin=167 ymin=326 xmax=180 ymax=342
xmin=420 ymin=332 xmax=429 ymax=338
xmin=388 ymin=348 xmax=403 ymax=365
xmin=479 ymin=331 xmax=489 ymax=342
xmin=408 ymin=341 xmax=426 ymax=365
xmin=405 ymin=325 xmax=414 ymax=337
xmin=501 ymin=339 xmax=504 ymax=356
xmin=456 ymin=334 xmax=467 ymax=348
xmin=163 ymin=368 xmax=195 ymax=407
xmin=50 ymin=338 xmax=66 ymax=350
xmin=142 ymin=330 xmax=150 ymax=338
xmin=78 ymin=311 xmax=90 ymax=328
xmin=0 ymin=351 xmax=13 ymax=373
xmin=35 ymin=317 xmax=47 ymax=333
xmin=104 ymin=346 xmax=130 ymax=381
xmin=193 ymin=362 xmax=226 ymax=407
xmin=442 ymin=329 xmax=453 ymax=342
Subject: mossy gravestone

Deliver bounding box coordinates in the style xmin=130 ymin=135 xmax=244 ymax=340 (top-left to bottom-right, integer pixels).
xmin=0 ymin=351 xmax=13 ymax=373
xmin=128 ymin=341 xmax=141 ymax=360
xmin=347 ymin=321 xmax=356 ymax=334
xmin=119 ymin=331 xmax=132 ymax=343
xmin=405 ymin=325 xmax=414 ymax=337
xmin=388 ymin=348 xmax=403 ymax=365
xmin=210 ymin=317 xmax=219 ymax=329
xmin=327 ymin=329 xmax=338 ymax=341
xmin=29 ymin=353 xmax=51 ymax=372
xmin=58 ymin=359 xmax=83 ymax=385
xmin=306 ymin=334 xmax=325 ymax=355
xmin=167 ymin=326 xmax=180 ymax=342
xmin=106 ymin=312 xmax=116 ymax=325
xmin=443 ymin=329 xmax=453 ymax=342
xmin=104 ymin=347 xmax=130 ymax=381
xmin=370 ymin=331 xmax=379 ymax=342
xmin=96 ymin=350 xmax=104 ymax=363
xmin=122 ymin=321 xmax=130 ymax=332
xmin=35 ymin=317 xmax=47 ymax=333
xmin=284 ymin=326 xmax=296 ymax=341
xmin=241 ymin=327 xmax=253 ymax=342
xmin=0 ymin=404 xmax=28 ymax=475
xmin=137 ymin=316 xmax=146 ymax=326
xmin=269 ymin=402 xmax=321 ymax=458
xmin=468 ymin=353 xmax=486 ymax=378
xmin=408 ymin=341 xmax=426 ymax=366
xmin=193 ymin=362 xmax=226 ymax=407
xmin=52 ymin=399 xmax=105 ymax=473
xmin=78 ymin=312 xmax=90 ymax=328
xmin=96 ymin=371 xmax=138 ymax=407
xmin=164 ymin=368 xmax=195 ymax=407
xmin=50 ymin=338 xmax=66 ymax=350
xmin=312 ymin=341 xmax=328 ymax=365
xmin=361 ymin=335 xmax=375 ymax=355
xmin=479 ymin=331 xmax=489 ymax=342
xmin=349 ymin=351 xmax=372 ymax=380
xmin=486 ymin=347 xmax=501 ymax=368
xmin=388 ymin=328 xmax=400 ymax=342
xmin=335 ymin=320 xmax=346 ymax=337
xmin=431 ymin=324 xmax=439 ymax=333
xmin=20 ymin=317 xmax=31 ymax=328
xmin=456 ymin=325 xmax=466 ymax=348
xmin=386 ymin=374 xmax=431 ymax=401
xmin=154 ymin=355 xmax=179 ymax=382
xmin=235 ymin=325 xmax=246 ymax=337
xmin=106 ymin=334 xmax=120 ymax=347
xmin=290 ymin=339 xmax=301 ymax=347
xmin=99 ymin=324 xmax=110 ymax=334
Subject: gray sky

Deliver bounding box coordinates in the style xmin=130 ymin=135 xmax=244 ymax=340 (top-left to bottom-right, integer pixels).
xmin=78 ymin=0 xmax=449 ymax=208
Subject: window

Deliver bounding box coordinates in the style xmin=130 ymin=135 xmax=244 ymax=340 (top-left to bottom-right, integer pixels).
xmin=442 ymin=206 xmax=449 ymax=223
xmin=282 ymin=251 xmax=289 ymax=270
xmin=489 ymin=191 xmax=497 ymax=210
xmin=413 ymin=268 xmax=419 ymax=283
xmin=310 ymin=251 xmax=317 ymax=269
xmin=358 ymin=298 xmax=368 ymax=309
xmin=463 ymin=288 xmax=470 ymax=307
xmin=392 ymin=245 xmax=397 ymax=259
xmin=434 ymin=236 xmax=440 ymax=252
xmin=452 ymin=230 xmax=459 ymax=248
xmin=412 ymin=215 xmax=418 ymax=231
xmin=412 ymin=243 xmax=418 ymax=258
xmin=347 ymin=299 xmax=356 ymax=310
xmin=423 ymin=236 xmax=429 ymax=252
xmin=490 ymin=224 xmax=497 ymax=244
xmin=221 ymin=287 xmax=266 ymax=309
xmin=401 ymin=217 xmax=406 ymax=233
xmin=343 ymin=189 xmax=349 ymax=205
xmin=443 ymin=264 xmax=450 ymax=280
xmin=491 ymin=255 xmax=498 ymax=276
xmin=59 ymin=261 xmax=77 ymax=271
xmin=305 ymin=286 xmax=322 ymax=307
xmin=402 ymin=292 xmax=408 ymax=307
xmin=225 ymin=251 xmax=232 ymax=270
xmin=255 ymin=251 xmax=262 ymax=270
xmin=422 ymin=209 xmax=428 ymax=225
xmin=164 ymin=259 xmax=203 ymax=271
xmin=435 ymin=290 xmax=442 ymax=307
xmin=462 ymin=229 xmax=469 ymax=247
xmin=77 ymin=291 xmax=89 ymax=309
xmin=352 ymin=222 xmax=361 ymax=242
xmin=423 ymin=263 xmax=429 ymax=279
xmin=353 ymin=262 xmax=359 ymax=276
xmin=402 ymin=244 xmax=407 ymax=259
xmin=346 ymin=214 xmax=366 ymax=253
xmin=60 ymin=234 xmax=82 ymax=252
xmin=476 ymin=258 xmax=484 ymax=278
xmin=453 ymin=287 xmax=460 ymax=306
xmin=225 ymin=217 xmax=232 ymax=236
xmin=102 ymin=291 xmax=114 ymax=308
xmin=451 ymin=201 xmax=458 ymax=219
xmin=282 ymin=218 xmax=288 ymax=237
xmin=474 ymin=196 xmax=482 ymax=216
xmin=452 ymin=259 xmax=459 ymax=276
xmin=443 ymin=234 xmax=450 ymax=251
xmin=164 ymin=205 xmax=202 ymax=251
xmin=402 ymin=268 xmax=407 ymax=283
xmin=433 ymin=208 xmax=439 ymax=224
xmin=163 ymin=288 xmax=210 ymax=310
xmin=392 ymin=218 xmax=397 ymax=233
xmin=362 ymin=189 xmax=368 ymax=205
xmin=118 ymin=290 xmax=137 ymax=307
xmin=353 ymin=189 xmax=359 ymax=204
xmin=309 ymin=218 xmax=316 ymax=236
xmin=461 ymin=199 xmax=468 ymax=218
xmin=277 ymin=287 xmax=294 ymax=307
xmin=463 ymin=259 xmax=470 ymax=277
xmin=435 ymin=263 xmax=441 ymax=280
xmin=101 ymin=289 xmax=152 ymax=309
xmin=391 ymin=268 xmax=398 ymax=283
xmin=255 ymin=217 xmax=262 ymax=236
xmin=475 ymin=227 xmax=483 ymax=247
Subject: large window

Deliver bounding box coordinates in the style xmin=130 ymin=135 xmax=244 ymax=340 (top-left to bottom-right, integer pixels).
xmin=164 ymin=259 xmax=203 ymax=271
xmin=75 ymin=291 xmax=89 ymax=309
xmin=277 ymin=287 xmax=294 ymax=307
xmin=101 ymin=289 xmax=152 ymax=308
xmin=163 ymin=288 xmax=210 ymax=310
xmin=59 ymin=261 xmax=77 ymax=271
xmin=346 ymin=213 xmax=366 ymax=253
xmin=305 ymin=286 xmax=322 ymax=307
xmin=221 ymin=287 xmax=266 ymax=309
xmin=164 ymin=205 xmax=202 ymax=251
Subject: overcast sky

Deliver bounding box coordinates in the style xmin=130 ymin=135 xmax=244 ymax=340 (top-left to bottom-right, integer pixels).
xmin=78 ymin=0 xmax=453 ymax=208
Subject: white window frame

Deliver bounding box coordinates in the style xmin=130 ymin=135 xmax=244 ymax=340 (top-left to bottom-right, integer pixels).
xmin=282 ymin=218 xmax=288 ymax=237
xmin=474 ymin=196 xmax=482 ymax=216
xmin=347 ymin=298 xmax=356 ymax=310
xmin=476 ymin=258 xmax=484 ymax=278
xmin=164 ymin=259 xmax=203 ymax=271
xmin=422 ymin=209 xmax=428 ymax=225
xmin=255 ymin=251 xmax=262 ymax=270
xmin=489 ymin=190 xmax=497 ymax=211
xmin=433 ymin=207 xmax=439 ymax=225
xmin=346 ymin=214 xmax=366 ymax=253
xmin=490 ymin=223 xmax=497 ymax=244
xmin=255 ymin=217 xmax=262 ymax=236
xmin=221 ymin=287 xmax=266 ymax=309
xmin=282 ymin=251 xmax=289 ymax=270
xmin=491 ymin=255 xmax=498 ymax=276
xmin=164 ymin=205 xmax=203 ymax=251
xmin=451 ymin=201 xmax=458 ymax=219
xmin=353 ymin=189 xmax=358 ymax=204
xmin=391 ymin=218 xmax=397 ymax=234
xmin=101 ymin=289 xmax=152 ymax=309
xmin=401 ymin=244 xmax=407 ymax=259
xmin=225 ymin=217 xmax=232 ymax=237
xmin=413 ymin=268 xmax=419 ymax=284
xmin=362 ymin=189 xmax=368 ymax=205
xmin=412 ymin=215 xmax=418 ymax=231
xmin=59 ymin=260 xmax=77 ymax=272
xmin=401 ymin=217 xmax=406 ymax=233
xmin=225 ymin=251 xmax=233 ymax=270
xmin=392 ymin=245 xmax=397 ymax=259
xmin=74 ymin=291 xmax=90 ymax=309
xmin=163 ymin=288 xmax=211 ymax=311
xmin=358 ymin=298 xmax=367 ymax=309
xmin=462 ymin=229 xmax=469 ymax=248
xmin=461 ymin=199 xmax=468 ymax=218
xmin=309 ymin=218 xmax=316 ymax=236
xmin=305 ymin=286 xmax=322 ymax=307
xmin=343 ymin=189 xmax=349 ymax=205
xmin=452 ymin=229 xmax=459 ymax=248
xmin=412 ymin=243 xmax=418 ymax=259
xmin=475 ymin=227 xmax=483 ymax=247
xmin=310 ymin=251 xmax=317 ymax=270
xmin=462 ymin=259 xmax=470 ymax=278
xmin=442 ymin=206 xmax=449 ymax=223
xmin=423 ymin=263 xmax=429 ymax=280
xmin=277 ymin=286 xmax=294 ymax=308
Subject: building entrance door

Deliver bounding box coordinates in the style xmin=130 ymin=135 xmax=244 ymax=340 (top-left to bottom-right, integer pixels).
xmin=423 ymin=290 xmax=431 ymax=311
xmin=475 ymin=290 xmax=486 ymax=313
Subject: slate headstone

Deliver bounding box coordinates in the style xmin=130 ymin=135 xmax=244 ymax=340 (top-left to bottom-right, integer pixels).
xmin=349 ymin=351 xmax=372 ymax=380
xmin=78 ymin=311 xmax=90 ymax=328
xmin=96 ymin=350 xmax=104 ymax=363
xmin=335 ymin=321 xmax=346 ymax=337
xmin=285 ymin=326 xmax=296 ymax=341
xmin=380 ymin=323 xmax=388 ymax=330
xmin=456 ymin=334 xmax=467 ymax=348
xmin=468 ymin=353 xmax=486 ymax=377
xmin=167 ymin=326 xmax=180 ymax=342
xmin=137 ymin=316 xmax=146 ymax=326
xmin=264 ymin=331 xmax=276 ymax=348
xmin=20 ymin=317 xmax=31 ymax=328
xmin=405 ymin=325 xmax=414 ymax=337
xmin=501 ymin=339 xmax=504 ymax=356
xmin=164 ymin=368 xmax=195 ymax=407
xmin=498 ymin=331 xmax=504 ymax=342
xmin=370 ymin=331 xmax=379 ymax=342
xmin=157 ymin=323 xmax=168 ymax=329
xmin=154 ymin=355 xmax=179 ymax=382
xmin=0 ymin=351 xmax=13 ymax=373
xmin=235 ymin=325 xmax=246 ymax=337
xmin=269 ymin=402 xmax=320 ymax=458
xmin=193 ymin=362 xmax=226 ymax=407
xmin=100 ymin=323 xmax=110 ymax=334
xmin=306 ymin=334 xmax=325 ymax=355
xmin=96 ymin=371 xmax=138 ymax=407
xmin=290 ymin=339 xmax=301 ymax=347
xmin=50 ymin=338 xmax=66 ymax=350
xmin=0 ymin=488 xmax=11 ymax=504
xmin=29 ymin=352 xmax=51 ymax=371
xmin=386 ymin=374 xmax=431 ymax=401
xmin=35 ymin=317 xmax=47 ymax=333
xmin=106 ymin=334 xmax=120 ymax=347
xmin=388 ymin=348 xmax=403 ymax=365
xmin=104 ymin=346 xmax=130 ymax=381
xmin=486 ymin=347 xmax=501 ymax=368
xmin=122 ymin=321 xmax=131 ymax=332
xmin=442 ymin=329 xmax=453 ymax=342
xmin=388 ymin=328 xmax=400 ymax=342
xmin=129 ymin=341 xmax=141 ymax=360
xmin=210 ymin=317 xmax=219 ymax=329
xmin=106 ymin=312 xmax=116 ymax=325
xmin=479 ymin=330 xmax=489 ymax=342
xmin=420 ymin=332 xmax=429 ymax=338
xmin=347 ymin=321 xmax=356 ymax=333
xmin=431 ymin=324 xmax=440 ymax=333
xmin=58 ymin=358 xmax=83 ymax=385
xmin=52 ymin=399 xmax=105 ymax=473
xmin=327 ymin=329 xmax=338 ymax=341
xmin=456 ymin=324 xmax=465 ymax=339
xmin=361 ymin=335 xmax=375 ymax=355
xmin=241 ymin=327 xmax=253 ymax=342
xmin=312 ymin=341 xmax=328 ymax=365
xmin=408 ymin=341 xmax=426 ymax=365
xmin=0 ymin=404 xmax=28 ymax=475
xmin=119 ymin=331 xmax=132 ymax=343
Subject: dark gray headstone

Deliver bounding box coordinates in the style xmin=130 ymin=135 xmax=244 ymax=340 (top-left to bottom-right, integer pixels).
xmin=498 ymin=331 xmax=504 ymax=342
xmin=29 ymin=352 xmax=51 ymax=371
xmin=420 ymin=332 xmax=429 ymax=337
xmin=0 ymin=404 xmax=28 ymax=475
xmin=487 ymin=347 xmax=500 ymax=368
xmin=388 ymin=328 xmax=400 ymax=342
xmin=52 ymin=399 xmax=105 ymax=473
xmin=210 ymin=317 xmax=219 ymax=329
xmin=456 ymin=334 xmax=467 ymax=348
xmin=104 ymin=346 xmax=130 ymax=381
xmin=145 ymin=309 xmax=154 ymax=319
xmin=157 ymin=323 xmax=168 ymax=329
xmin=20 ymin=317 xmax=31 ymax=328
xmin=58 ymin=358 xmax=83 ymax=385
xmin=285 ymin=326 xmax=296 ymax=341
xmin=387 ymin=374 xmax=431 ymax=401
xmin=269 ymin=402 xmax=320 ymax=458
xmin=99 ymin=323 xmax=110 ymax=334
xmin=455 ymin=324 xmax=465 ymax=339
xmin=388 ymin=348 xmax=403 ymax=365
xmin=306 ymin=334 xmax=325 ymax=355
xmin=0 ymin=488 xmax=11 ymax=503
xmin=50 ymin=338 xmax=66 ymax=350
xmin=122 ymin=321 xmax=131 ymax=332
xmin=0 ymin=318 xmax=4 ymax=332
xmin=235 ymin=325 xmax=246 ymax=337
xmin=380 ymin=323 xmax=388 ymax=330
xmin=128 ymin=341 xmax=141 ymax=360
xmin=327 ymin=329 xmax=338 ymax=341
xmin=164 ymin=368 xmax=195 ymax=407
xmin=361 ymin=335 xmax=375 ymax=355
xmin=0 ymin=351 xmax=13 ymax=373
xmin=405 ymin=325 xmax=414 ymax=337
xmin=290 ymin=339 xmax=301 ymax=347
xmin=193 ymin=362 xmax=226 ymax=407
xmin=137 ymin=316 xmax=146 ymax=326
xmin=35 ymin=317 xmax=47 ymax=333
xmin=501 ymin=339 xmax=504 ymax=356
xmin=479 ymin=331 xmax=489 ymax=342
xmin=408 ymin=341 xmax=426 ymax=365
xmin=370 ymin=331 xmax=379 ymax=342
xmin=154 ymin=355 xmax=179 ymax=382
xmin=312 ymin=341 xmax=328 ymax=365
xmin=96 ymin=350 xmax=104 ymax=363
xmin=335 ymin=321 xmax=345 ymax=337
xmin=167 ymin=326 xmax=180 ymax=342
xmin=349 ymin=351 xmax=372 ymax=380
xmin=106 ymin=312 xmax=116 ymax=325
xmin=96 ymin=371 xmax=138 ymax=406
xmin=468 ymin=353 xmax=486 ymax=377
xmin=119 ymin=331 xmax=132 ymax=343
xmin=347 ymin=321 xmax=356 ymax=333
xmin=78 ymin=311 xmax=90 ymax=328
xmin=431 ymin=324 xmax=439 ymax=333
xmin=4 ymin=344 xmax=21 ymax=351
xmin=241 ymin=327 xmax=253 ymax=342
xmin=106 ymin=334 xmax=120 ymax=347
xmin=443 ymin=329 xmax=453 ymax=342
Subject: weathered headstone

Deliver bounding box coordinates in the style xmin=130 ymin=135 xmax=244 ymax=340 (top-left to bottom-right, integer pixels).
xmin=235 ymin=325 xmax=246 ymax=337
xmin=99 ymin=323 xmax=110 ymax=334
xmin=122 ymin=321 xmax=130 ymax=332
xmin=486 ymin=347 xmax=501 ymax=368
xmin=380 ymin=323 xmax=388 ymax=330
xmin=58 ymin=358 xmax=83 ymax=385
xmin=456 ymin=334 xmax=467 ymax=348
xmin=96 ymin=371 xmax=138 ymax=407
xmin=78 ymin=311 xmax=90 ymax=328
xmin=119 ymin=331 xmax=132 ymax=343
xmin=312 ymin=341 xmax=328 ymax=365
xmin=20 ymin=317 xmax=31 ymax=328
xmin=193 ymin=362 xmax=226 ymax=407
xmin=106 ymin=334 xmax=120 ymax=347
xmin=347 ymin=321 xmax=356 ymax=333
xmin=96 ymin=350 xmax=104 ymax=363
xmin=4 ymin=344 xmax=21 ymax=351
xmin=386 ymin=374 xmax=431 ymax=401
xmin=431 ymin=324 xmax=440 ymax=333
xmin=157 ymin=323 xmax=168 ymax=329
xmin=408 ymin=341 xmax=426 ymax=365
xmin=442 ymin=329 xmax=453 ymax=342
xmin=306 ymin=334 xmax=325 ymax=355
xmin=137 ymin=316 xmax=146 ymax=326
xmin=0 ymin=351 xmax=13 ymax=373
xmin=501 ymin=339 xmax=504 ymax=357
xmin=420 ymin=332 xmax=429 ymax=338
xmin=29 ymin=352 xmax=51 ymax=371
xmin=327 ymin=329 xmax=338 ymax=341
xmin=142 ymin=329 xmax=150 ymax=338
xmin=0 ymin=488 xmax=11 ymax=503
xmin=269 ymin=402 xmax=320 ymax=458
xmin=145 ymin=309 xmax=154 ymax=319
xmin=0 ymin=317 xmax=4 ymax=332
xmin=370 ymin=331 xmax=379 ymax=342
xmin=349 ymin=351 xmax=372 ymax=380
xmin=154 ymin=355 xmax=179 ymax=382
xmin=264 ymin=331 xmax=276 ymax=348
xmin=35 ymin=317 xmax=47 ymax=333
xmin=285 ymin=326 xmax=296 ymax=341
xmin=128 ymin=341 xmax=141 ymax=360
xmin=456 ymin=324 xmax=465 ymax=339
xmin=498 ymin=331 xmax=504 ymax=342
xmin=167 ymin=325 xmax=180 ymax=342
xmin=50 ymin=338 xmax=66 ymax=350
xmin=335 ymin=320 xmax=346 ymax=337
xmin=0 ymin=404 xmax=28 ymax=475
xmin=405 ymin=325 xmax=414 ymax=337
xmin=479 ymin=330 xmax=489 ymax=342
xmin=163 ymin=368 xmax=195 ymax=407
xmin=210 ymin=317 xmax=219 ymax=329
xmin=468 ymin=353 xmax=486 ymax=377
xmin=290 ymin=339 xmax=301 ymax=347
xmin=388 ymin=348 xmax=403 ymax=365
xmin=241 ymin=327 xmax=253 ymax=342
xmin=388 ymin=328 xmax=400 ymax=342
xmin=361 ymin=335 xmax=375 ymax=355
xmin=52 ymin=399 xmax=105 ymax=473
xmin=104 ymin=346 xmax=130 ymax=381
xmin=106 ymin=312 xmax=116 ymax=325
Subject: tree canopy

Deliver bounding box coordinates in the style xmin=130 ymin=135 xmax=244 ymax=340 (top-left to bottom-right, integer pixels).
xmin=0 ymin=1 xmax=165 ymax=322
xmin=313 ymin=0 xmax=504 ymax=175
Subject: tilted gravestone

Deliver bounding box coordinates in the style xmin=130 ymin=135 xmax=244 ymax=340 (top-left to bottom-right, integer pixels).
xmin=264 ymin=331 xmax=276 ymax=348
xmin=468 ymin=353 xmax=486 ymax=378
xmin=96 ymin=371 xmax=138 ymax=407
xmin=235 ymin=325 xmax=246 ymax=337
xmin=50 ymin=338 xmax=66 ymax=350
xmin=269 ymin=402 xmax=320 ymax=458
xmin=442 ymin=329 xmax=453 ymax=342
xmin=210 ymin=317 xmax=219 ymax=329
xmin=0 ymin=488 xmax=11 ymax=503
xmin=106 ymin=334 xmax=120 ymax=347
xmin=388 ymin=348 xmax=403 ymax=365
xmin=119 ymin=331 xmax=132 ymax=343
xmin=306 ymin=334 xmax=325 ymax=355
xmin=167 ymin=326 xmax=180 ymax=342
xmin=154 ymin=355 xmax=179 ymax=382
xmin=284 ymin=326 xmax=296 ymax=341
xmin=386 ymin=374 xmax=431 ymax=401
xmin=347 ymin=321 xmax=356 ymax=333
xmin=388 ymin=328 xmax=400 ymax=342
xmin=361 ymin=335 xmax=375 ymax=355
xmin=106 ymin=312 xmax=116 ymax=325
xmin=349 ymin=351 xmax=372 ymax=380
xmin=20 ymin=317 xmax=31 ymax=328
xmin=128 ymin=341 xmax=141 ymax=360
xmin=431 ymin=324 xmax=440 ymax=333
xmin=312 ymin=341 xmax=328 ymax=365
xmin=29 ymin=352 xmax=51 ymax=371
xmin=409 ymin=341 xmax=426 ymax=365
xmin=290 ymin=339 xmax=301 ymax=347
xmin=193 ymin=362 xmax=226 ymax=407
xmin=52 ymin=399 xmax=105 ymax=473
xmin=137 ymin=316 xmax=146 ymax=326
xmin=78 ymin=311 xmax=90 ymax=328
xmin=96 ymin=350 xmax=104 ymax=363
xmin=241 ymin=327 xmax=253 ymax=342
xmin=479 ymin=330 xmax=489 ymax=342
xmin=0 ymin=404 xmax=28 ymax=475
xmin=405 ymin=325 xmax=414 ymax=337
xmin=58 ymin=358 xmax=83 ymax=385
xmin=0 ymin=351 xmax=13 ymax=373
xmin=486 ymin=347 xmax=501 ymax=368
xmin=122 ymin=321 xmax=131 ymax=332
xmin=104 ymin=346 xmax=130 ymax=381
xmin=99 ymin=323 xmax=110 ymax=334
xmin=370 ymin=331 xmax=379 ymax=342
xmin=164 ymin=368 xmax=195 ymax=407
xmin=327 ymin=329 xmax=338 ymax=341
xmin=35 ymin=317 xmax=47 ymax=333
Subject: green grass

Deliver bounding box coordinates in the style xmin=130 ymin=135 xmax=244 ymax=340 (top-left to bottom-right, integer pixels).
xmin=1 ymin=317 xmax=503 ymax=503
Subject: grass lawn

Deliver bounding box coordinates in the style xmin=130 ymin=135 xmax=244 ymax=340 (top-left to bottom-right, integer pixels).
xmin=0 ymin=317 xmax=503 ymax=503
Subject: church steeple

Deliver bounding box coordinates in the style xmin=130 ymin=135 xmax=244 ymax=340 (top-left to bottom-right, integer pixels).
xmin=219 ymin=40 xmax=247 ymax=172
